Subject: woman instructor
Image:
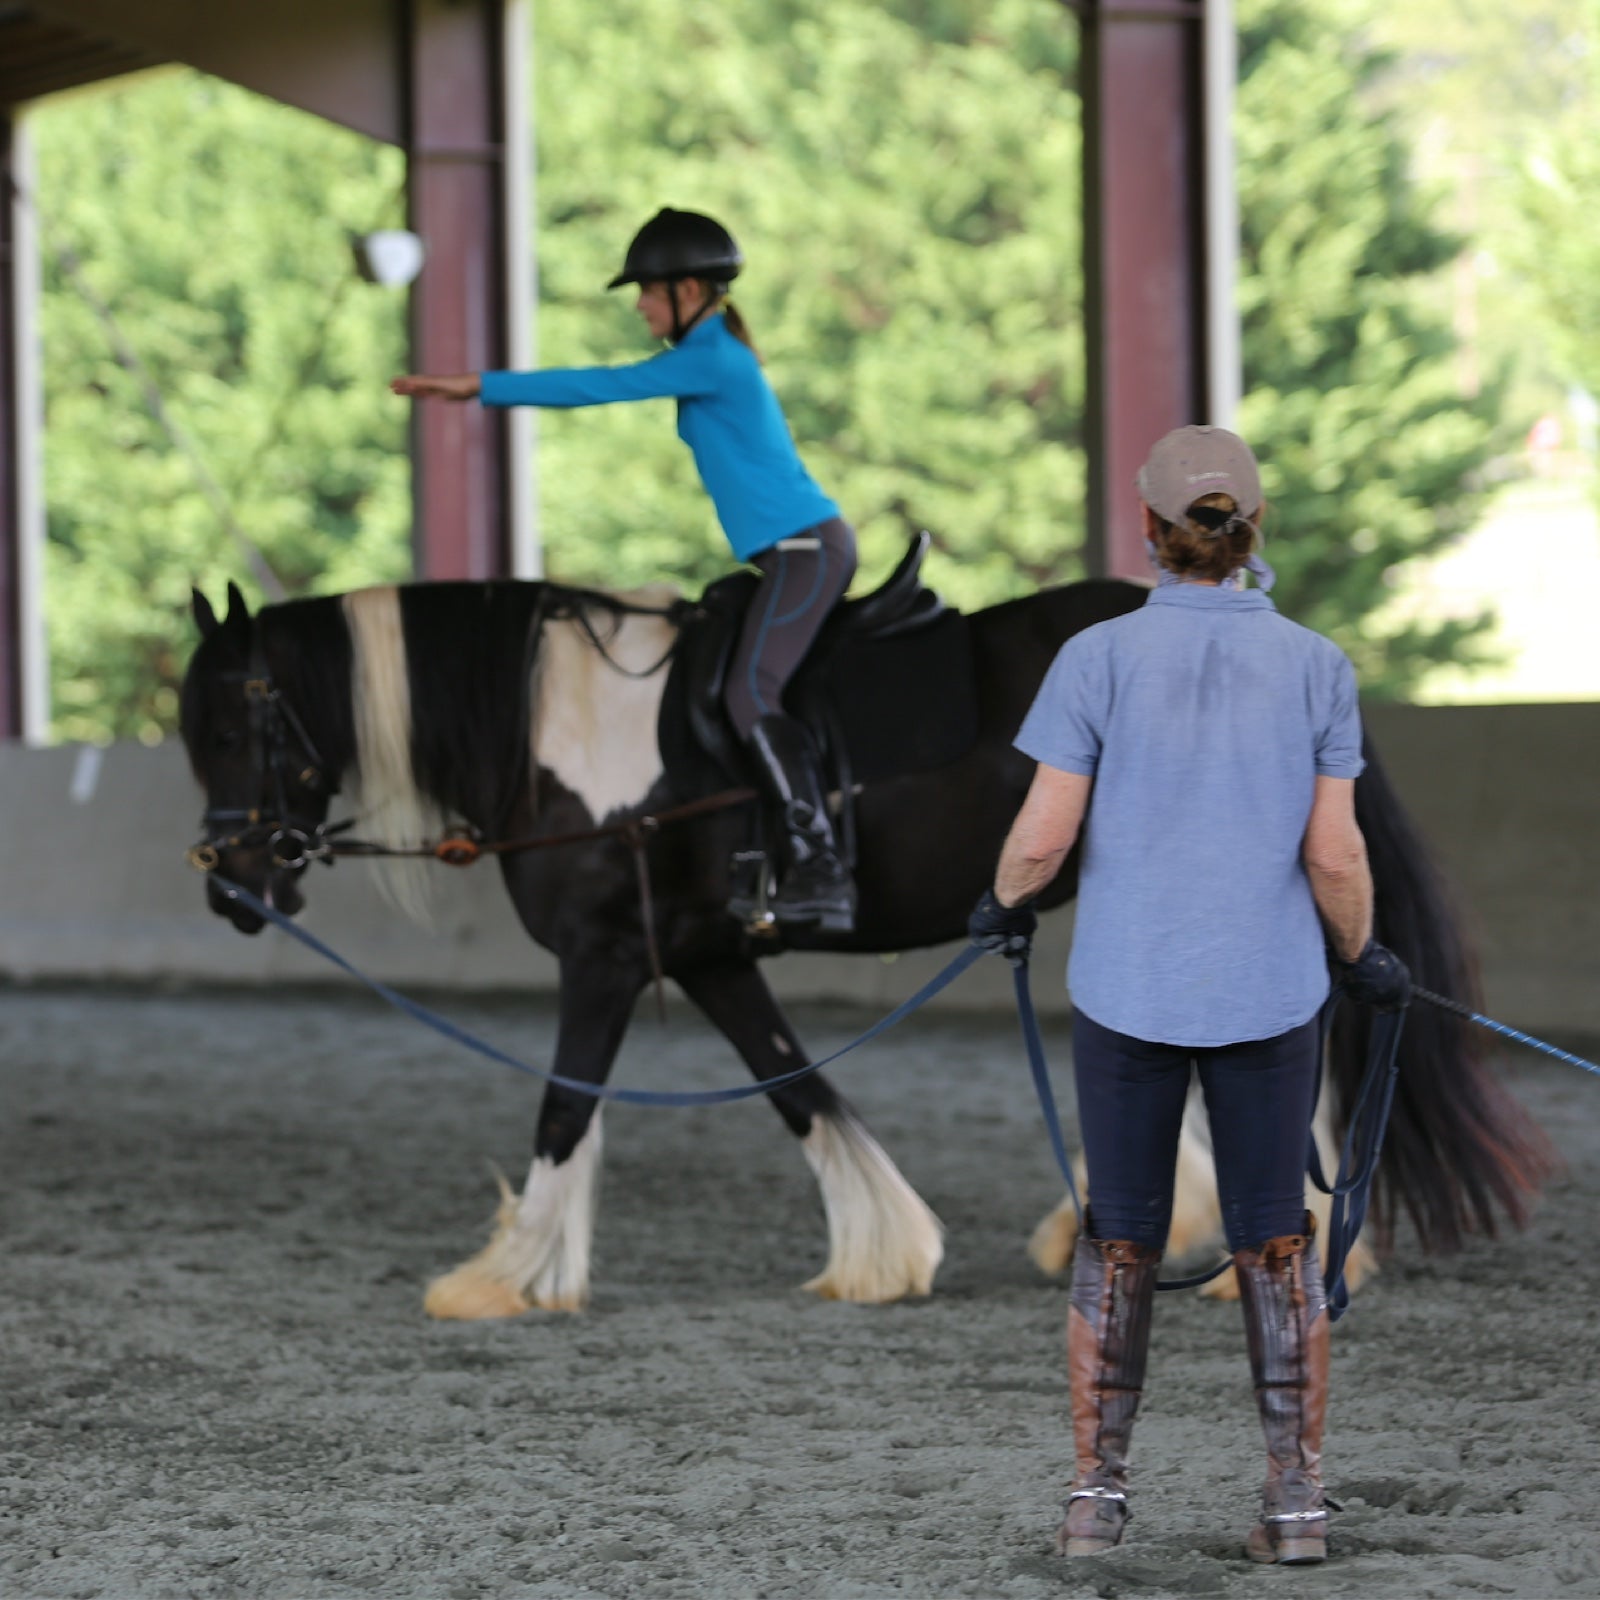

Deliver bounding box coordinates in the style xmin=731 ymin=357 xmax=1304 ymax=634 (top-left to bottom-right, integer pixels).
xmin=969 ymin=425 xmax=1409 ymax=1564
xmin=393 ymin=208 xmax=857 ymax=932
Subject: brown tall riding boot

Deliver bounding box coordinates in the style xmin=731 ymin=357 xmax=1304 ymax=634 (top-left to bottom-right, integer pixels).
xmin=1234 ymin=1218 xmax=1331 ymax=1565
xmin=1057 ymin=1230 xmax=1161 ymax=1556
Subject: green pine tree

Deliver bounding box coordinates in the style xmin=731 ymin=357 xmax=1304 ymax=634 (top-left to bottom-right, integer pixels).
xmin=529 ymin=0 xmax=1087 ymax=607
xmin=1235 ymin=0 xmax=1504 ymax=696
xmin=1505 ymin=6 xmax=1600 ymax=424
xmin=31 ymin=75 xmax=409 ymax=744
xmin=28 ymin=0 xmax=1516 ymax=739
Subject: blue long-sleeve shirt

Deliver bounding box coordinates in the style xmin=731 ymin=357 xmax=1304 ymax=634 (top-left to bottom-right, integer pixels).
xmin=479 ymin=312 xmax=841 ymax=561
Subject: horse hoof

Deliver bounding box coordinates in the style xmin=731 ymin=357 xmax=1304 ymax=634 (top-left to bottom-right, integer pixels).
xmin=423 ymin=1267 xmax=534 ymax=1321
xmin=801 ymin=1263 xmax=934 ymax=1304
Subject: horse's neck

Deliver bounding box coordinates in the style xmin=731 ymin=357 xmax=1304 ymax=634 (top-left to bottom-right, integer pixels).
xmin=531 ymin=595 xmax=678 ymax=824
xmin=334 ymin=579 xmax=680 ymax=831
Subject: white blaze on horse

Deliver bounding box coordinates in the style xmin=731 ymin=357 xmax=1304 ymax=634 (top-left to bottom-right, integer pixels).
xmin=181 ymin=556 xmax=1553 ymax=1318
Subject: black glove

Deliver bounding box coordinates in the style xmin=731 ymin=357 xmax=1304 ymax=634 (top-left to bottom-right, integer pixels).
xmin=968 ymin=888 xmax=1037 ymax=965
xmin=1334 ymin=939 xmax=1412 ymax=1011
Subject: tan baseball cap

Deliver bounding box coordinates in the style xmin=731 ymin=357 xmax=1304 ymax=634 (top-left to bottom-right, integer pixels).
xmin=1136 ymin=425 xmax=1262 ymax=524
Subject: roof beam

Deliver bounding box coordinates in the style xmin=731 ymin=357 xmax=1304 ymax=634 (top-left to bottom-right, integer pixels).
xmin=22 ymin=0 xmax=403 ymax=141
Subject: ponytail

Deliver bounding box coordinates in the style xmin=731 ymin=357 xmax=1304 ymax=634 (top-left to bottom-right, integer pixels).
xmin=720 ymin=298 xmax=762 ymax=362
xmin=676 ymin=276 xmax=762 ymax=360
xmin=1149 ymin=491 xmax=1260 ymax=583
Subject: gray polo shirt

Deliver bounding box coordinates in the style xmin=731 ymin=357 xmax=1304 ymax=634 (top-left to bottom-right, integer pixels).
xmin=1015 ymin=584 xmax=1364 ymax=1047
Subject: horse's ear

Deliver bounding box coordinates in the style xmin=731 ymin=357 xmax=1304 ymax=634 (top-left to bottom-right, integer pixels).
xmin=224 ymin=581 xmax=250 ymax=629
xmin=192 ymin=588 xmax=220 ymax=638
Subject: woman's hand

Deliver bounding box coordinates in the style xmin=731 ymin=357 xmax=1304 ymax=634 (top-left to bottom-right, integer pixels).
xmin=390 ymin=373 xmax=481 ymax=401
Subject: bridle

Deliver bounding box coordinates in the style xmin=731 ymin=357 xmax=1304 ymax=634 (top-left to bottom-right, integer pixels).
xmin=183 ymin=591 xmax=754 ymax=1010
xmin=186 ymin=637 xmax=341 ymax=875
xmin=186 ymin=587 xmax=693 ymax=879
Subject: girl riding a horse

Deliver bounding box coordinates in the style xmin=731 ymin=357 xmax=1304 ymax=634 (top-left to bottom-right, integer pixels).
xmin=392 ymin=208 xmax=858 ymax=933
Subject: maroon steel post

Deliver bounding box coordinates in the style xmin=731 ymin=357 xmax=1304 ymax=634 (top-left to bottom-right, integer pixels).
xmin=0 ymin=113 xmax=23 ymax=738
xmin=403 ymin=0 xmax=514 ymax=581
xmin=1076 ymin=0 xmax=1209 ymax=580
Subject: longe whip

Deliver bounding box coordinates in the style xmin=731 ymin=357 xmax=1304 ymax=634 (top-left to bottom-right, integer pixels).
xmin=1412 ymin=987 xmax=1600 ymax=1077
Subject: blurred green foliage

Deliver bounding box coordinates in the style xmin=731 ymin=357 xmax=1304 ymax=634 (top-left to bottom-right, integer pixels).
xmin=29 ymin=0 xmax=1499 ymax=739
xmin=529 ymin=0 xmax=1085 ymax=604
xmin=1236 ymin=0 xmax=1504 ymax=696
xmin=1503 ymin=7 xmax=1600 ymax=411
xmin=32 ymin=76 xmax=410 ymax=744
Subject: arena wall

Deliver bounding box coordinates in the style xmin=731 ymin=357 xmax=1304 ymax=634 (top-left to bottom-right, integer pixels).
xmin=1 ymin=701 xmax=1595 ymax=1031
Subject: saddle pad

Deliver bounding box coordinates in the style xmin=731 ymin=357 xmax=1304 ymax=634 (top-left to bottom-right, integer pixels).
xmin=797 ymin=609 xmax=977 ymax=786
xmin=657 ymin=586 xmax=979 ymax=795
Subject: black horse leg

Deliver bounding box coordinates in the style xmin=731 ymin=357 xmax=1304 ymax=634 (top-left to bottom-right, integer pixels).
xmin=534 ymin=952 xmax=648 ymax=1160
xmin=423 ymin=951 xmax=646 ymax=1319
xmin=674 ymin=958 xmax=841 ymax=1136
xmin=675 ymin=958 xmax=945 ymax=1302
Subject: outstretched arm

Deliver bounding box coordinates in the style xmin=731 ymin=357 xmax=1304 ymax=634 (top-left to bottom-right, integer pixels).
xmin=391 ymin=373 xmax=481 ymax=401
xmin=391 ymin=342 xmax=718 ymax=411
xmin=475 ymin=345 xmax=718 ymax=409
xmin=994 ymin=764 xmax=1094 ymax=906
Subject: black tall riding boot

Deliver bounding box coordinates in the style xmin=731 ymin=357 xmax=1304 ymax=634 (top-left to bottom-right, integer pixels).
xmin=1058 ymin=1230 xmax=1162 ymax=1556
xmin=1234 ymin=1218 xmax=1331 ymax=1565
xmin=745 ymin=713 xmax=857 ymax=932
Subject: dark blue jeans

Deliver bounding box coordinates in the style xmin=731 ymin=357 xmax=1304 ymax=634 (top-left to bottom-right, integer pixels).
xmin=1072 ymin=1008 xmax=1320 ymax=1253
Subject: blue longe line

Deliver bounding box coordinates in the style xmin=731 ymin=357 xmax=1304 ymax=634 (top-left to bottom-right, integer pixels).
xmin=1307 ymin=998 xmax=1407 ymax=1322
xmin=208 ymin=879 xmax=1594 ymax=1312
xmin=1010 ymin=958 xmax=1230 ymax=1293
xmin=1306 ymin=983 xmax=1596 ymax=1323
xmin=1013 ymin=959 xmax=1080 ymax=1219
xmin=211 ymin=876 xmax=983 ymax=1107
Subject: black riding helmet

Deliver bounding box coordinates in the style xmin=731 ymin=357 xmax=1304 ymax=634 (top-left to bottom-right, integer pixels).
xmin=607 ymin=208 xmax=743 ymax=291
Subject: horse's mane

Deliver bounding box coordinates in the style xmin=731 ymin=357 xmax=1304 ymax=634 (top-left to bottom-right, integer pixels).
xmin=228 ymin=582 xmax=678 ymax=921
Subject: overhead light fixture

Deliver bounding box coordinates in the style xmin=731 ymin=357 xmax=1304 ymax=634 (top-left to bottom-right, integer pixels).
xmin=352 ymin=230 xmax=426 ymax=288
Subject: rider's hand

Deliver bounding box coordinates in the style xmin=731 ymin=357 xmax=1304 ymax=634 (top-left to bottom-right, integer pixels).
xmin=1334 ymin=939 xmax=1411 ymax=1011
xmin=968 ymin=888 xmax=1037 ymax=965
xmin=390 ymin=373 xmax=481 ymax=402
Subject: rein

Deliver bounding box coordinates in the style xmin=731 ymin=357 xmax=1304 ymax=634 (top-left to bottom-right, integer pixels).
xmin=326 ymin=786 xmax=758 ymax=867
xmin=330 ymin=786 xmax=760 ymax=1018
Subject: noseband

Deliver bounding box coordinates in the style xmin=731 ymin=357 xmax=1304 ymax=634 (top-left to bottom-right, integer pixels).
xmin=187 ymin=641 xmax=341 ymax=875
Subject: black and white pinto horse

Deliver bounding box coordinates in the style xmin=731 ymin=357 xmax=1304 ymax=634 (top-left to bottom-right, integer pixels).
xmin=180 ymin=576 xmax=1553 ymax=1319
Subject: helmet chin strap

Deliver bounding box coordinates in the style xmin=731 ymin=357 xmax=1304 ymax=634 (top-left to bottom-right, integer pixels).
xmin=667 ymin=279 xmax=718 ymax=343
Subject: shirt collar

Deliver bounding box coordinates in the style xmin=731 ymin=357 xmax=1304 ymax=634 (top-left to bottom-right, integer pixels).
xmin=676 ymin=310 xmax=725 ymax=348
xmin=1145 ymin=583 xmax=1275 ymax=612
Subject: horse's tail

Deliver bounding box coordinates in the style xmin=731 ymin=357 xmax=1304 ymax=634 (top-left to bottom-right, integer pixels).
xmin=1329 ymin=736 xmax=1559 ymax=1253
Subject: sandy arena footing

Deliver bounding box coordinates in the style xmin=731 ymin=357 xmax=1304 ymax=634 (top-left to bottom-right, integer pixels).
xmin=3 ymin=986 xmax=1597 ymax=1599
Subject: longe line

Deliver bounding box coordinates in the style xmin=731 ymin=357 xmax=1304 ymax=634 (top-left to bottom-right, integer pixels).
xmin=211 ymin=876 xmax=983 ymax=1107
